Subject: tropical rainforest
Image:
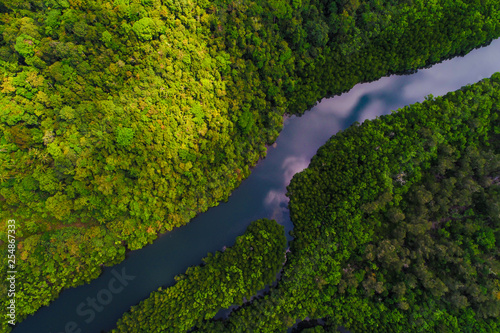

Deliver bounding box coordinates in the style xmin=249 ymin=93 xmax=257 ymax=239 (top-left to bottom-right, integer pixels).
xmin=193 ymin=74 xmax=500 ymax=332
xmin=0 ymin=0 xmax=499 ymax=331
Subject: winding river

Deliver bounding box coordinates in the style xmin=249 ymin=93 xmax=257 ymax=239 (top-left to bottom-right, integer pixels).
xmin=14 ymin=39 xmax=500 ymax=333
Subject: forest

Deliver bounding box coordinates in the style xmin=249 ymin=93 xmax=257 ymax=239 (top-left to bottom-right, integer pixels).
xmin=1 ymin=0 xmax=500 ymax=330
xmin=193 ymin=74 xmax=500 ymax=332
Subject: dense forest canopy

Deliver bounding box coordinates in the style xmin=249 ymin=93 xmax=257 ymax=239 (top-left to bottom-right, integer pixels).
xmin=1 ymin=0 xmax=500 ymax=330
xmin=196 ymin=74 xmax=500 ymax=332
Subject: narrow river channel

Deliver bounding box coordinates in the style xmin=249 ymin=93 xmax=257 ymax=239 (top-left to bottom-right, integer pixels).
xmin=14 ymin=39 xmax=500 ymax=333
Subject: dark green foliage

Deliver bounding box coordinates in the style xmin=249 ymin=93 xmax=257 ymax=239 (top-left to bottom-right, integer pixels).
xmin=111 ymin=219 xmax=286 ymax=333
xmin=204 ymin=74 xmax=500 ymax=332
xmin=1 ymin=0 xmax=500 ymax=329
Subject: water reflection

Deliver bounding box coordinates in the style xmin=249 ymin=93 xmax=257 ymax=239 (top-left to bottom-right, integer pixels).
xmin=14 ymin=39 xmax=500 ymax=333
xmin=403 ymin=48 xmax=500 ymax=100
xmin=263 ymin=155 xmax=310 ymax=222
xmin=262 ymin=40 xmax=500 ymax=228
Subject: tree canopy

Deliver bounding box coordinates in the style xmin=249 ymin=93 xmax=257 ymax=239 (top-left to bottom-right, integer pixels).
xmin=1 ymin=0 xmax=500 ymax=329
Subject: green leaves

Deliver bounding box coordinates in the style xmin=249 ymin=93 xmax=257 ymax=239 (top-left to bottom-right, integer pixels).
xmin=237 ymin=110 xmax=254 ymax=134
xmin=14 ymin=34 xmax=37 ymax=58
xmin=115 ymin=127 xmax=135 ymax=147
xmin=101 ymin=30 xmax=116 ymax=49
xmin=2 ymin=0 xmax=500 ymax=329
xmin=132 ymin=17 xmax=157 ymax=41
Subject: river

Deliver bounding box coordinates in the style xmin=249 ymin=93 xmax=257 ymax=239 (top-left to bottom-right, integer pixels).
xmin=13 ymin=39 xmax=500 ymax=333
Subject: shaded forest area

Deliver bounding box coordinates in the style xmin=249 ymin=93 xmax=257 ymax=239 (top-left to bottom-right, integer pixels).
xmin=1 ymin=0 xmax=499 ymax=330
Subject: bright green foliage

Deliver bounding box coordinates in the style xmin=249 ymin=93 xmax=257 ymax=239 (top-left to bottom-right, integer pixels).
xmin=111 ymin=219 xmax=286 ymax=333
xmin=115 ymin=127 xmax=135 ymax=147
xmin=1 ymin=0 xmax=500 ymax=328
xmin=202 ymin=74 xmax=500 ymax=332
xmin=132 ymin=17 xmax=157 ymax=41
xmin=14 ymin=34 xmax=36 ymax=58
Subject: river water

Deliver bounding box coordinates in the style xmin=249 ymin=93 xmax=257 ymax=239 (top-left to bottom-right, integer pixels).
xmin=14 ymin=39 xmax=500 ymax=333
